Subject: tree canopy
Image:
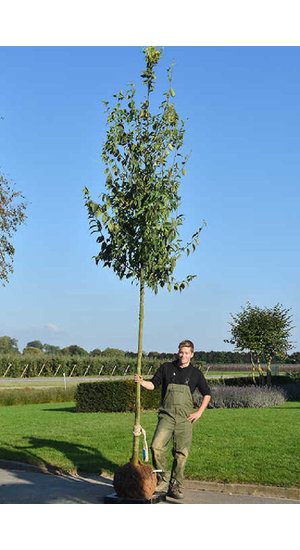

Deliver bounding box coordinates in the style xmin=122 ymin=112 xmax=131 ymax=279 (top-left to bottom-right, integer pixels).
xmin=225 ymin=302 xmax=294 ymax=382
xmin=0 ymin=335 xmax=19 ymax=354
xmin=84 ymin=46 xmax=205 ymax=295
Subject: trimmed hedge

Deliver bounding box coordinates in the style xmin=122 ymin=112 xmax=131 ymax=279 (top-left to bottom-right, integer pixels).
xmin=74 ymin=376 xmax=297 ymax=412
xmin=75 ymin=380 xmax=161 ymax=412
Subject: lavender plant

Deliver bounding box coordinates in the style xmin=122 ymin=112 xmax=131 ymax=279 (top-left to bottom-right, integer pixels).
xmin=193 ymin=384 xmax=286 ymax=409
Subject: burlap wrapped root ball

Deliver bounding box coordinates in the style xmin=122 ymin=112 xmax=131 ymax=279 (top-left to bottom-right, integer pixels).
xmin=113 ymin=460 xmax=157 ymax=499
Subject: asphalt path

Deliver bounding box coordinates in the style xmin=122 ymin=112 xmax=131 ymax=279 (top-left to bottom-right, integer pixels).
xmin=0 ymin=464 xmax=299 ymax=504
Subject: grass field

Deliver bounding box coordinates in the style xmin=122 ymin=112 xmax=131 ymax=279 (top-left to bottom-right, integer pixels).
xmin=0 ymin=400 xmax=299 ymax=487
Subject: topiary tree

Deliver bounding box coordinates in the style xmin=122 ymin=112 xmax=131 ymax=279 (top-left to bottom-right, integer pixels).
xmin=84 ymin=46 xmax=205 ymax=469
xmin=225 ymin=302 xmax=294 ymax=384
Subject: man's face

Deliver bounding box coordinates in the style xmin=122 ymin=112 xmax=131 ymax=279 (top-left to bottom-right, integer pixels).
xmin=178 ymin=346 xmax=194 ymax=367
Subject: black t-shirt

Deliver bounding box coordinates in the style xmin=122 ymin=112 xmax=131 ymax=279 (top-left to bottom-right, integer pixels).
xmin=150 ymin=360 xmax=211 ymax=402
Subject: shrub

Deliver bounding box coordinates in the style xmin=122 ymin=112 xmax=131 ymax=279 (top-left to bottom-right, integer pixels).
xmin=193 ymin=385 xmax=286 ymax=409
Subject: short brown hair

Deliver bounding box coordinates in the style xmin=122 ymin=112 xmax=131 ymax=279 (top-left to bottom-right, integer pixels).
xmin=178 ymin=340 xmax=194 ymax=352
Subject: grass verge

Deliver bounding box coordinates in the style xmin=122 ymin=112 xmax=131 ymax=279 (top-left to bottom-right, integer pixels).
xmin=0 ymin=387 xmax=76 ymax=406
xmin=0 ymin=401 xmax=299 ymax=487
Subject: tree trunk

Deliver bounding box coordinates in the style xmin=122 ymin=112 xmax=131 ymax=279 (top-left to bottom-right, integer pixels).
xmin=250 ymin=353 xmax=257 ymax=384
xmin=131 ymin=268 xmax=145 ymax=465
xmin=266 ymin=359 xmax=272 ymax=386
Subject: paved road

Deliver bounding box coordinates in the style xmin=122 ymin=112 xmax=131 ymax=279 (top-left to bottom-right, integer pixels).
xmin=0 ymin=466 xmax=298 ymax=504
xmin=0 ymin=374 xmax=251 ymax=390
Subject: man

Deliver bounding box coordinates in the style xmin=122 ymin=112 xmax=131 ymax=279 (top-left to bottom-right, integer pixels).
xmin=134 ymin=340 xmax=211 ymax=499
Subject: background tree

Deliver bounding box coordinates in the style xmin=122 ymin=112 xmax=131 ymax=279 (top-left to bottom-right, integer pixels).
xmin=225 ymin=302 xmax=294 ymax=383
xmin=61 ymin=345 xmax=88 ymax=356
xmin=0 ymin=335 xmax=19 ymax=354
xmin=43 ymin=344 xmax=61 ymax=354
xmin=25 ymin=340 xmax=44 ymax=350
xmin=0 ymin=173 xmax=27 ymax=285
xmin=84 ymin=46 xmax=205 ymax=467
xmin=89 ymin=348 xmax=102 ymax=356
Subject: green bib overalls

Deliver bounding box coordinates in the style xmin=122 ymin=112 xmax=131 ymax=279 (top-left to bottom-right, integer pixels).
xmin=151 ymin=383 xmax=194 ymax=487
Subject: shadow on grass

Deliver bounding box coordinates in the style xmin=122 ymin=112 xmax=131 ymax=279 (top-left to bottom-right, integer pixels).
xmin=42 ymin=406 xmax=77 ymax=413
xmin=0 ymin=436 xmax=119 ymax=476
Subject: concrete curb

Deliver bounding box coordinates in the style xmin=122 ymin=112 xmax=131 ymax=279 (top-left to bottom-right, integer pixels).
xmin=183 ymin=479 xmax=300 ymax=500
xmin=0 ymin=459 xmax=298 ymax=500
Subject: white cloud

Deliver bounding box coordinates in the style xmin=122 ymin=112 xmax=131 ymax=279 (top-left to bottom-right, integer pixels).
xmin=46 ymin=323 xmax=60 ymax=333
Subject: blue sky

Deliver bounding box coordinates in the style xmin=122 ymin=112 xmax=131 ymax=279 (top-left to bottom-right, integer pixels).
xmin=1 ymin=46 xmax=299 ymax=353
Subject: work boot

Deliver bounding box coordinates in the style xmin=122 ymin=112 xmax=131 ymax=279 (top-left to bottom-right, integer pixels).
xmin=154 ymin=478 xmax=169 ymax=494
xmin=167 ymin=480 xmax=184 ymax=499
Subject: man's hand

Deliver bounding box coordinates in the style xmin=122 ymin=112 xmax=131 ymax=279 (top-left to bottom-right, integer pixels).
xmin=187 ymin=411 xmax=202 ymax=424
xmin=134 ymin=374 xmax=155 ymax=391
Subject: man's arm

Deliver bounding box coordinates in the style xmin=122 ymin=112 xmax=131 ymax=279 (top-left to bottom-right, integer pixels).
xmin=134 ymin=374 xmax=155 ymax=391
xmin=187 ymin=394 xmax=211 ymax=423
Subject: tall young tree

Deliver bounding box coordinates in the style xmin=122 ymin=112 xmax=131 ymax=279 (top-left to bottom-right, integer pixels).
xmin=0 ymin=173 xmax=27 ymax=285
xmin=84 ymin=47 xmax=205 ymax=465
xmin=225 ymin=302 xmax=294 ymax=384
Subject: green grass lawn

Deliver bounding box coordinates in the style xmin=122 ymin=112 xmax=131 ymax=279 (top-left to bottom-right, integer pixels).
xmin=0 ymin=401 xmax=299 ymax=487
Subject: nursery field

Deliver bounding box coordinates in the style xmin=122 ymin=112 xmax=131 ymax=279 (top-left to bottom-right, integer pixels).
xmin=0 ymin=401 xmax=299 ymax=487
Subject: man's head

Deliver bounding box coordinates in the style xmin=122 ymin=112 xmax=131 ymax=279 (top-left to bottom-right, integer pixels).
xmin=178 ymin=340 xmax=194 ymax=367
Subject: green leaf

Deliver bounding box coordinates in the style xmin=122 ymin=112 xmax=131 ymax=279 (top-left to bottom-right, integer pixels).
xmin=170 ymin=88 xmax=175 ymax=97
xmin=182 ymin=168 xmax=186 ymax=176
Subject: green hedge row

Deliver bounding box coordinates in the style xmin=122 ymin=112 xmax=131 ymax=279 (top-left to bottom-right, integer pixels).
xmin=75 ymin=380 xmax=161 ymax=412
xmin=75 ymin=375 xmax=300 ymax=413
